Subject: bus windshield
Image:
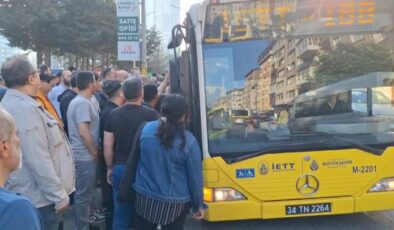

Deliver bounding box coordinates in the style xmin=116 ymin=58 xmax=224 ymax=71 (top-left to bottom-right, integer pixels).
xmin=203 ymin=0 xmax=394 ymax=156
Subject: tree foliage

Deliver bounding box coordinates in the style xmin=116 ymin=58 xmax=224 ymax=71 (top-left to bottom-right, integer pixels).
xmin=146 ymin=26 xmax=162 ymax=58
xmin=315 ymin=42 xmax=394 ymax=86
xmin=0 ymin=0 xmax=117 ymax=66
xmin=146 ymin=26 xmax=168 ymax=74
xmin=148 ymin=47 xmax=170 ymax=74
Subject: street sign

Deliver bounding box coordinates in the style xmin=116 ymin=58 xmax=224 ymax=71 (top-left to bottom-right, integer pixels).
xmin=118 ymin=34 xmax=139 ymax=42
xmin=118 ymin=17 xmax=139 ymax=34
xmin=116 ymin=0 xmax=140 ymax=61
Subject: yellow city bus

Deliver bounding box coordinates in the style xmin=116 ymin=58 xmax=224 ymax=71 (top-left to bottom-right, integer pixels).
xmin=168 ymin=0 xmax=394 ymax=221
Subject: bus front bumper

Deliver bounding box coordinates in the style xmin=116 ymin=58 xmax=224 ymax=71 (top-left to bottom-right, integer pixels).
xmin=204 ymin=192 xmax=394 ymax=221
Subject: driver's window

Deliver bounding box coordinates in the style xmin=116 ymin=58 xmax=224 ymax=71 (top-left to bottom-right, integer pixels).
xmin=351 ymin=88 xmax=368 ymax=113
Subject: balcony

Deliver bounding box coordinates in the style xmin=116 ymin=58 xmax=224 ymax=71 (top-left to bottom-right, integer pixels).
xmin=297 ymin=60 xmax=314 ymax=71
xmin=296 ymin=38 xmax=320 ymax=60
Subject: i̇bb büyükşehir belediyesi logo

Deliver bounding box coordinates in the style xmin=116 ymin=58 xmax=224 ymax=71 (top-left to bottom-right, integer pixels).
xmin=259 ymin=161 xmax=269 ymax=175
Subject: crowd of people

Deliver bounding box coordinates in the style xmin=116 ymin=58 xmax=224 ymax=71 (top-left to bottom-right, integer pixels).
xmin=0 ymin=54 xmax=205 ymax=230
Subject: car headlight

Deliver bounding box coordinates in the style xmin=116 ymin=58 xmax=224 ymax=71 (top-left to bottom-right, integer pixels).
xmin=204 ymin=187 xmax=246 ymax=202
xmin=368 ymin=178 xmax=394 ymax=193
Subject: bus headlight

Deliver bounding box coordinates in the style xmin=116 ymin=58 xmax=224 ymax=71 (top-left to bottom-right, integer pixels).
xmin=204 ymin=187 xmax=246 ymax=202
xmin=368 ymin=178 xmax=394 ymax=193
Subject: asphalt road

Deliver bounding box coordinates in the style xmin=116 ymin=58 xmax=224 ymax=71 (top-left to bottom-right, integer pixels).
xmin=64 ymin=210 xmax=394 ymax=229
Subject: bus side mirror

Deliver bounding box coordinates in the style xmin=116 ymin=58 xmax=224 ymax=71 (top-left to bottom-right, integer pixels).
xmin=168 ymin=25 xmax=185 ymax=49
xmin=167 ymin=33 xmax=183 ymax=49
xmin=169 ymin=58 xmax=181 ymax=94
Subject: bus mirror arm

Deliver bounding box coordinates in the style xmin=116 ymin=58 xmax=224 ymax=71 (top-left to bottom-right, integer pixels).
xmin=167 ymin=24 xmax=187 ymax=49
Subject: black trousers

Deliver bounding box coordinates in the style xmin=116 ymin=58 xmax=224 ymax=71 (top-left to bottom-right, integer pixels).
xmin=97 ymin=152 xmax=114 ymax=229
xmin=135 ymin=211 xmax=187 ymax=230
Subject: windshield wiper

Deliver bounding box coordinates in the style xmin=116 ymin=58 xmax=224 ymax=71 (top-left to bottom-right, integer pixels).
xmin=225 ymin=141 xmax=326 ymax=163
xmin=223 ymin=133 xmax=384 ymax=163
xmin=315 ymin=132 xmax=383 ymax=155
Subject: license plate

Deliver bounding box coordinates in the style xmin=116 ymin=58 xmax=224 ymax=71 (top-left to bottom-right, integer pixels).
xmin=285 ymin=203 xmax=332 ymax=215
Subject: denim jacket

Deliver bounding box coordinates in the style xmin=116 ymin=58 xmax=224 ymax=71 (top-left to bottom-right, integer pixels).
xmin=134 ymin=120 xmax=204 ymax=213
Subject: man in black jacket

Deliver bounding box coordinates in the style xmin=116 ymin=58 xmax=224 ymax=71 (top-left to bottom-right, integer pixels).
xmin=58 ymin=73 xmax=78 ymax=136
xmin=99 ymin=80 xmax=125 ymax=229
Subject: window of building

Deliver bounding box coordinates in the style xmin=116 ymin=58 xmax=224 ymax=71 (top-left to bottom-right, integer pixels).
xmin=287 ymin=90 xmax=296 ymax=99
xmin=288 ymin=62 xmax=295 ymax=71
xmin=350 ymin=34 xmax=365 ymax=43
xmin=279 ymin=58 xmax=285 ymax=66
xmin=277 ymin=81 xmax=284 ymax=89
xmin=372 ymin=34 xmax=386 ymax=43
xmin=287 ymin=75 xmax=296 ymax=85
xmin=279 ymin=47 xmax=285 ymax=56
xmin=278 ymin=69 xmax=285 ymax=78
xmin=288 ymin=49 xmax=295 ymax=59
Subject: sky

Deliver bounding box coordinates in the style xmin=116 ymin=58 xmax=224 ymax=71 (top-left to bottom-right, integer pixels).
xmin=180 ymin=0 xmax=203 ymax=22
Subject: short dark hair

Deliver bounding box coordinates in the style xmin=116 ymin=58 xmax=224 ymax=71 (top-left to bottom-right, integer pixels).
xmin=123 ymin=77 xmax=142 ymax=101
xmin=103 ymin=80 xmax=122 ymax=98
xmin=143 ymin=84 xmax=158 ymax=102
xmin=93 ymin=72 xmax=100 ymax=81
xmin=1 ymin=55 xmax=36 ymax=88
xmin=101 ymin=67 xmax=112 ymax=80
xmin=68 ymin=66 xmax=77 ymax=72
xmin=76 ymin=71 xmax=94 ymax=90
xmin=70 ymin=74 xmax=77 ymax=88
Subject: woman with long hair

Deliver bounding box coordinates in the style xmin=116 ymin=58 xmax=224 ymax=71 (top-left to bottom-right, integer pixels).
xmin=133 ymin=94 xmax=204 ymax=230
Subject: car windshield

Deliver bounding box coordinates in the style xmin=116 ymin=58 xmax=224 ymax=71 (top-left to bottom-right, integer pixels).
xmin=203 ymin=33 xmax=394 ymax=156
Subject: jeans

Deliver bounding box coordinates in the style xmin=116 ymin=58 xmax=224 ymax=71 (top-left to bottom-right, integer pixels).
xmin=38 ymin=205 xmax=62 ymax=230
xmin=112 ymin=164 xmax=133 ymax=230
xmin=74 ymin=160 xmax=98 ymax=230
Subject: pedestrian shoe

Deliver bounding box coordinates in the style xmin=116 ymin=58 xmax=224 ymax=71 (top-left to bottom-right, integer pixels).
xmin=94 ymin=207 xmax=107 ymax=215
xmin=88 ymin=213 xmax=106 ymax=224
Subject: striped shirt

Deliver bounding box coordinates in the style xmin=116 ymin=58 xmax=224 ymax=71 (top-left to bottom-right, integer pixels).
xmin=135 ymin=192 xmax=189 ymax=225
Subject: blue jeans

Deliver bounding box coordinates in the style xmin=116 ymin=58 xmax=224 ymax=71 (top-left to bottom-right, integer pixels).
xmin=74 ymin=160 xmax=98 ymax=230
xmin=38 ymin=205 xmax=61 ymax=230
xmin=112 ymin=165 xmax=133 ymax=230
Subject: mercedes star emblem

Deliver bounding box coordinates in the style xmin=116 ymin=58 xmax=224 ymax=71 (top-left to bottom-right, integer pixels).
xmin=296 ymin=175 xmax=320 ymax=195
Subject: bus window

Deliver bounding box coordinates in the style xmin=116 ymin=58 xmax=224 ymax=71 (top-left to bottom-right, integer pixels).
xmin=315 ymin=92 xmax=352 ymax=116
xmin=372 ymin=87 xmax=394 ymax=115
xmin=351 ymin=88 xmax=368 ymax=113
xmin=294 ymin=100 xmax=315 ymax=118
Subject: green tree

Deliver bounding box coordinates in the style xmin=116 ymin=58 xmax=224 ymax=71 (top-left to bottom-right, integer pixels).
xmin=315 ymin=42 xmax=394 ymax=86
xmin=146 ymin=26 xmax=162 ymax=57
xmin=148 ymin=47 xmax=170 ymax=74
xmin=146 ymin=26 xmax=169 ymax=74
xmin=0 ymin=0 xmax=117 ymax=67
xmin=0 ymin=0 xmax=67 ymax=65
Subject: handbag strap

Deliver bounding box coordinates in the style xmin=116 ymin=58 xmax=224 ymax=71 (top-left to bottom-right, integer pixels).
xmin=117 ymin=121 xmax=147 ymax=202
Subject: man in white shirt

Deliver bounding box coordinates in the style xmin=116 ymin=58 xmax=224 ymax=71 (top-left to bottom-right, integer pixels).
xmin=49 ymin=70 xmax=72 ymax=118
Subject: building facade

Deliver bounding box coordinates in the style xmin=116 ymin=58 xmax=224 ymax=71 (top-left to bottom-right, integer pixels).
xmin=146 ymin=0 xmax=180 ymax=51
xmin=258 ymin=50 xmax=273 ymax=111
xmin=227 ymin=88 xmax=245 ymax=111
xmin=244 ymin=68 xmax=260 ymax=114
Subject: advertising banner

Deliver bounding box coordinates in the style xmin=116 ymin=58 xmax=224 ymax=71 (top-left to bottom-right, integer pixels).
xmin=116 ymin=0 xmax=140 ymax=61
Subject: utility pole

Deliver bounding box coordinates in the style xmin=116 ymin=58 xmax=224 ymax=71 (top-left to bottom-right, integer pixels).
xmin=141 ymin=0 xmax=147 ymax=76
